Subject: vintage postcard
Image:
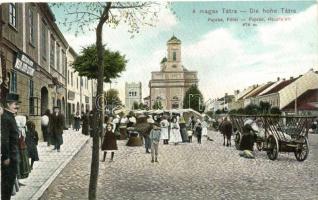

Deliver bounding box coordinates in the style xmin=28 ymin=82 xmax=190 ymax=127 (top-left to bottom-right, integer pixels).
xmin=0 ymin=1 xmax=317 ymax=200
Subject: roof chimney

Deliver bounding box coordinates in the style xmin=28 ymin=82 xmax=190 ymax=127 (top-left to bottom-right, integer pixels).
xmin=277 ymin=77 xmax=280 ymax=81
xmin=290 ymin=76 xmax=294 ymax=80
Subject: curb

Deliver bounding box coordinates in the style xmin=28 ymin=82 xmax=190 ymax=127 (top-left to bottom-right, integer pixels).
xmin=32 ymin=137 xmax=90 ymax=200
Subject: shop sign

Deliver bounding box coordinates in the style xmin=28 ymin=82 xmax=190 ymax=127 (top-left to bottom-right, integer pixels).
xmin=14 ymin=52 xmax=36 ymax=76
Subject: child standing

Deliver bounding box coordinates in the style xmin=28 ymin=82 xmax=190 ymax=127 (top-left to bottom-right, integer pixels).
xmin=101 ymin=123 xmax=118 ymax=162
xmin=26 ymin=121 xmax=39 ymax=169
xmin=196 ymin=123 xmax=202 ymax=144
xmin=149 ymin=123 xmax=161 ymax=163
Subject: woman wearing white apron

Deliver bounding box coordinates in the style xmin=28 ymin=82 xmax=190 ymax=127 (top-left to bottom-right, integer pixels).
xmin=160 ymin=116 xmax=169 ymax=144
xmin=169 ymin=117 xmax=182 ymax=145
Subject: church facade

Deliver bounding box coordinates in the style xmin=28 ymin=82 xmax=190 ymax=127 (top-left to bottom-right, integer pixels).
xmin=149 ymin=36 xmax=199 ymax=109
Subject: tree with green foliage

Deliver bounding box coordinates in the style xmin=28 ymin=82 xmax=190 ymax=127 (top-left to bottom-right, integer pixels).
xmin=244 ymin=104 xmax=260 ymax=115
xmin=73 ymin=45 xmax=127 ymax=82
xmin=105 ymin=89 xmax=121 ymax=112
xmin=183 ymin=84 xmax=204 ymax=113
xmin=52 ymin=2 xmax=160 ymax=199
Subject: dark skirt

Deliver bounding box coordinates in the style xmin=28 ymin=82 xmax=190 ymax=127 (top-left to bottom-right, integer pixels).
xmin=18 ymin=149 xmax=31 ymax=179
xmin=51 ymin=133 xmax=63 ymax=146
xmin=180 ymin=127 xmax=188 ymax=142
xmin=144 ymin=135 xmax=151 ymax=149
xmin=41 ymin=125 xmax=49 ymax=142
xmin=25 ymin=136 xmax=39 ymax=161
xmin=74 ymin=118 xmax=81 ymax=129
xmin=101 ymin=132 xmax=118 ymax=151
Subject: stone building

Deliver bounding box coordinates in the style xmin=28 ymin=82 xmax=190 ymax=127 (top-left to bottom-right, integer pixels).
xmin=0 ymin=3 xmax=68 ymax=139
xmin=125 ymin=82 xmax=142 ymax=110
xmin=66 ymin=47 xmax=94 ymax=127
xmin=149 ymin=35 xmax=198 ymax=109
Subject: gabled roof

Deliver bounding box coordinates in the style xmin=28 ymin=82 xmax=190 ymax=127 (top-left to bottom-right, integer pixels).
xmin=282 ymin=89 xmax=318 ymax=111
xmin=245 ymin=82 xmax=275 ymax=98
xmin=261 ymin=78 xmax=297 ymax=96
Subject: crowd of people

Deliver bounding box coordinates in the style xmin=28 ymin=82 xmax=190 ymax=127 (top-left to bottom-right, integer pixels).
xmin=97 ymin=112 xmax=211 ymax=164
xmin=1 ymin=93 xmax=66 ymax=200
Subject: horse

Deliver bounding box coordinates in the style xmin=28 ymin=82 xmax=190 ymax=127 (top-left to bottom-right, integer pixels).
xmin=220 ymin=118 xmax=233 ymax=147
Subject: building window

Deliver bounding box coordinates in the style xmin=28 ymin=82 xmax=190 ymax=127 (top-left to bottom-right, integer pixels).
xmin=29 ymin=80 xmax=34 ymax=115
xmin=10 ymin=70 xmax=17 ymax=93
xmin=173 ymin=51 xmax=176 ymax=61
xmin=50 ymin=36 xmax=55 ymax=67
xmin=77 ymin=77 xmax=79 ymax=89
xmin=29 ymin=8 xmax=35 ymax=45
xmin=9 ymin=3 xmax=17 ymax=28
xmin=41 ymin=21 xmax=47 ymax=59
xmin=56 ymin=43 xmax=60 ymax=72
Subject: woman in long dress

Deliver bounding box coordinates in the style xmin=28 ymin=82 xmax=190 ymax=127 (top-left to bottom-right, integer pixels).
xmin=73 ymin=112 xmax=81 ymax=131
xmin=169 ymin=117 xmax=182 ymax=145
xmin=15 ymin=115 xmax=31 ymax=179
xmin=179 ymin=116 xmax=188 ymax=142
xmin=160 ymin=116 xmax=169 ymax=144
xmin=26 ymin=121 xmax=39 ymax=169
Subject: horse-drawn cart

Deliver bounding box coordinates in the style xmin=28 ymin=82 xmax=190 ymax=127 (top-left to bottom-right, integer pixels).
xmin=230 ymin=114 xmax=314 ymax=161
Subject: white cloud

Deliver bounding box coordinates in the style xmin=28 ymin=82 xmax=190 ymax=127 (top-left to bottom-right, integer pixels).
xmin=179 ymin=4 xmax=318 ymax=100
xmin=63 ymin=3 xmax=317 ymax=104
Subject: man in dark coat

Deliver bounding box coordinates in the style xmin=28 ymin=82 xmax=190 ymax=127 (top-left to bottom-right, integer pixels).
xmin=81 ymin=111 xmax=89 ymax=136
xmin=1 ymin=93 xmax=20 ymax=200
xmin=50 ymin=106 xmax=65 ymax=152
xmin=135 ymin=114 xmax=152 ymax=153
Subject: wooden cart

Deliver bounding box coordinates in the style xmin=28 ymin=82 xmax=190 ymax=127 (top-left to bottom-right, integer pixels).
xmin=230 ymin=114 xmax=314 ymax=161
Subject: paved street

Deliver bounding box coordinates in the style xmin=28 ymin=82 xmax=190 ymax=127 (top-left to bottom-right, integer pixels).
xmin=11 ymin=129 xmax=89 ymax=200
xmin=40 ymin=131 xmax=318 ymax=200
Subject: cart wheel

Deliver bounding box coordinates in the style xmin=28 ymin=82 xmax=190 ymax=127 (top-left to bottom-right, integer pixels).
xmin=266 ymin=135 xmax=279 ymax=160
xmin=256 ymin=142 xmax=263 ymax=151
xmin=234 ymin=131 xmax=241 ymax=150
xmin=294 ymin=136 xmax=309 ymax=162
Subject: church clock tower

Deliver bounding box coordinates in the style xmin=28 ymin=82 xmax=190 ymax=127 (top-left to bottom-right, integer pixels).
xmin=166 ymin=35 xmax=183 ymax=71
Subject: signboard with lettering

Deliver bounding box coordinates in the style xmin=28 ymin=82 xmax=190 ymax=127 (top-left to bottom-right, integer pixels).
xmin=14 ymin=52 xmax=36 ymax=77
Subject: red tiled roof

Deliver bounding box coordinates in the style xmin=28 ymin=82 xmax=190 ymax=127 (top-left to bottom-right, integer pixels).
xmin=245 ymin=82 xmax=274 ymax=98
xmin=283 ymin=89 xmax=318 ymax=111
xmin=261 ymin=79 xmax=296 ymax=96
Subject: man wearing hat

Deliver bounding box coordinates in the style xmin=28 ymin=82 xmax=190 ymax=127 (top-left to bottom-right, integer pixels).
xmin=49 ymin=106 xmax=65 ymax=152
xmin=1 ymin=93 xmax=21 ymax=200
xmin=149 ymin=122 xmax=161 ymax=163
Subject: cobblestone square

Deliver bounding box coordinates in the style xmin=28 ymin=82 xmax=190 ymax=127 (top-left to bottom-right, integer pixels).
xmin=40 ymin=131 xmax=318 ymax=200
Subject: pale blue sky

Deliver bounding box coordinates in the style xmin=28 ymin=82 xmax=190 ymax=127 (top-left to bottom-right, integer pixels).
xmin=50 ymin=1 xmax=318 ymax=101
